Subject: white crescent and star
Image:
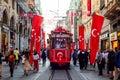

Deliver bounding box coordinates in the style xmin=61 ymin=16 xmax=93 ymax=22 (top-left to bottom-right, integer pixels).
xmin=91 ymin=29 xmax=97 ymax=37
xmin=79 ymin=36 xmax=84 ymax=42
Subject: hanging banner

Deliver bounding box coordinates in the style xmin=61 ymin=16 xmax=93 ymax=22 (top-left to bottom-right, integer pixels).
xmin=87 ymin=0 xmax=91 ymax=16
xmin=29 ymin=15 xmax=43 ymax=64
xmin=90 ymin=14 xmax=104 ymax=64
xmin=79 ymin=26 xmax=84 ymax=50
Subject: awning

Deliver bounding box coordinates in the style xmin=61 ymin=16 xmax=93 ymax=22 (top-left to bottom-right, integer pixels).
xmin=16 ymin=0 xmax=30 ymax=13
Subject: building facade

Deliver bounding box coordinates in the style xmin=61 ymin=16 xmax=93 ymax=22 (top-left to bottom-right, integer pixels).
xmin=0 ymin=0 xmax=38 ymax=55
xmin=68 ymin=0 xmax=81 ymax=49
xmin=81 ymin=0 xmax=100 ymax=50
xmin=0 ymin=0 xmax=18 ymax=54
xmin=101 ymin=0 xmax=120 ymax=50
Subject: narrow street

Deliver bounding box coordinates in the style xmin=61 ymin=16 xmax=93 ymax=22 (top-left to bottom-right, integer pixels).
xmin=0 ymin=0 xmax=120 ymax=80
xmin=1 ymin=59 xmax=110 ymax=80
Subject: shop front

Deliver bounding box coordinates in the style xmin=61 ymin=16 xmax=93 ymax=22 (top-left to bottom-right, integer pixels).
xmin=117 ymin=31 xmax=120 ymax=49
xmin=1 ymin=25 xmax=9 ymax=55
xmin=100 ymin=33 xmax=109 ymax=50
xmin=110 ymin=32 xmax=118 ymax=50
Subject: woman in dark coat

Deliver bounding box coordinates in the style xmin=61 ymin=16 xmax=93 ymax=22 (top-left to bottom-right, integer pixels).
xmin=78 ymin=50 xmax=85 ymax=70
xmin=108 ymin=50 xmax=115 ymax=79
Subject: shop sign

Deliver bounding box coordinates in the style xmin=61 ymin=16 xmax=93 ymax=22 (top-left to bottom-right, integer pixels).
xmin=110 ymin=32 xmax=117 ymax=41
xmin=100 ymin=33 xmax=108 ymax=39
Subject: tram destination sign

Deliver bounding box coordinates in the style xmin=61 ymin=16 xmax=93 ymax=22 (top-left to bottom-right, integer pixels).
xmin=51 ymin=34 xmax=70 ymax=37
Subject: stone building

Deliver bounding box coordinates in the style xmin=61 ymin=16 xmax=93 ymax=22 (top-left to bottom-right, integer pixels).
xmin=81 ymin=0 xmax=100 ymax=49
xmin=0 ymin=0 xmax=36 ymax=55
xmin=101 ymin=0 xmax=120 ymax=50
xmin=0 ymin=0 xmax=18 ymax=54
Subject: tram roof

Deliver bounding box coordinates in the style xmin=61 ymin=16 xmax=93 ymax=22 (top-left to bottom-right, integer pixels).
xmin=51 ymin=27 xmax=72 ymax=36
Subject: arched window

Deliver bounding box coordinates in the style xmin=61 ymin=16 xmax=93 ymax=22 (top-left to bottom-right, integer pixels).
xmin=3 ymin=10 xmax=8 ymax=25
xmin=4 ymin=0 xmax=8 ymax=3
xmin=12 ymin=0 xmax=15 ymax=9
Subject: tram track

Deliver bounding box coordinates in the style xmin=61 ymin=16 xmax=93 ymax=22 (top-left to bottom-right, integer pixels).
xmin=49 ymin=69 xmax=72 ymax=80
xmin=49 ymin=70 xmax=55 ymax=80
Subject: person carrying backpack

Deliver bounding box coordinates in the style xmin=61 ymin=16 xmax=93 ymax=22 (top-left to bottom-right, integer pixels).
xmin=8 ymin=50 xmax=15 ymax=77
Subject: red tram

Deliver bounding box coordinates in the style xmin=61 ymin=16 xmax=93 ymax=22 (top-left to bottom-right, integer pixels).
xmin=48 ymin=27 xmax=73 ymax=68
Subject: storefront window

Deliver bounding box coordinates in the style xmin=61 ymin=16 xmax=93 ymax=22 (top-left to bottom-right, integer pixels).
xmin=1 ymin=31 xmax=8 ymax=55
xmin=111 ymin=41 xmax=118 ymax=49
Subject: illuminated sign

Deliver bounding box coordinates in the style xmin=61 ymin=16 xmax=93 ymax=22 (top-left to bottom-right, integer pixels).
xmin=117 ymin=32 xmax=120 ymax=37
xmin=110 ymin=32 xmax=117 ymax=41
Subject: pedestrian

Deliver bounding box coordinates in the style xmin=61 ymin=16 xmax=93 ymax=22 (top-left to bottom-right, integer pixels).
xmin=96 ymin=50 xmax=105 ymax=76
xmin=25 ymin=49 xmax=30 ymax=57
xmin=14 ymin=48 xmax=19 ymax=69
xmin=33 ymin=50 xmax=39 ymax=72
xmin=115 ymin=49 xmax=120 ymax=80
xmin=0 ymin=52 xmax=3 ymax=78
xmin=78 ymin=50 xmax=85 ymax=70
xmin=19 ymin=50 xmax=23 ymax=63
xmin=8 ymin=50 xmax=15 ymax=77
xmin=41 ymin=49 xmax=46 ymax=66
xmin=104 ymin=50 xmax=109 ymax=75
xmin=84 ymin=49 xmax=89 ymax=69
xmin=72 ymin=49 xmax=78 ymax=66
xmin=22 ymin=53 xmax=32 ymax=76
xmin=107 ymin=50 xmax=115 ymax=79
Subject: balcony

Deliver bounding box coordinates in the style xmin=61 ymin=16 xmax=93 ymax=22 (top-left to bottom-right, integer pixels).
xmin=104 ymin=0 xmax=120 ymax=21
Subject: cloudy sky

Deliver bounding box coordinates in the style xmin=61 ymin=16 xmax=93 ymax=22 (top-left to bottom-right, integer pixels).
xmin=41 ymin=0 xmax=71 ymax=40
xmin=41 ymin=0 xmax=71 ymax=19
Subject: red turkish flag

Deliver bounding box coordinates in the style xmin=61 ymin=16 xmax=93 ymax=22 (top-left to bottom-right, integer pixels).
xmin=79 ymin=26 xmax=84 ymax=50
xmin=87 ymin=0 xmax=91 ymax=16
xmin=90 ymin=14 xmax=104 ymax=64
xmin=71 ymin=42 xmax=74 ymax=53
xmin=35 ymin=26 xmax=41 ymax=56
xmin=30 ymin=15 xmax=43 ymax=64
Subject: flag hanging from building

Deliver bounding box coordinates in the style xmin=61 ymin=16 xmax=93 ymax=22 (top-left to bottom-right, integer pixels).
xmin=87 ymin=0 xmax=91 ymax=16
xmin=90 ymin=14 xmax=104 ymax=64
xmin=29 ymin=15 xmax=43 ymax=64
xmin=35 ymin=26 xmax=41 ymax=56
xmin=79 ymin=26 xmax=84 ymax=50
xmin=71 ymin=42 xmax=75 ymax=53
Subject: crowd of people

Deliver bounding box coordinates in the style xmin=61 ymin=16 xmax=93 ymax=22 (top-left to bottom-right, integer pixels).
xmin=0 ymin=47 xmax=47 ymax=78
xmin=72 ymin=48 xmax=120 ymax=80
xmin=0 ymin=46 xmax=120 ymax=80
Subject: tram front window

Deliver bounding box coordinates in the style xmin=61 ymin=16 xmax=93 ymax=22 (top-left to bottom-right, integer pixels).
xmin=56 ymin=42 xmax=60 ymax=48
xmin=54 ymin=38 xmax=68 ymax=49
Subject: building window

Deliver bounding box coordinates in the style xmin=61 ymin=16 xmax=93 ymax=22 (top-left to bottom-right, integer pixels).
xmin=75 ymin=2 xmax=77 ymax=6
xmin=12 ymin=0 xmax=15 ymax=9
xmin=118 ymin=20 xmax=120 ymax=30
xmin=113 ymin=23 xmax=117 ymax=31
xmin=100 ymin=0 xmax=105 ymax=10
xmin=17 ymin=4 xmax=19 ymax=14
xmin=4 ymin=0 xmax=8 ymax=3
